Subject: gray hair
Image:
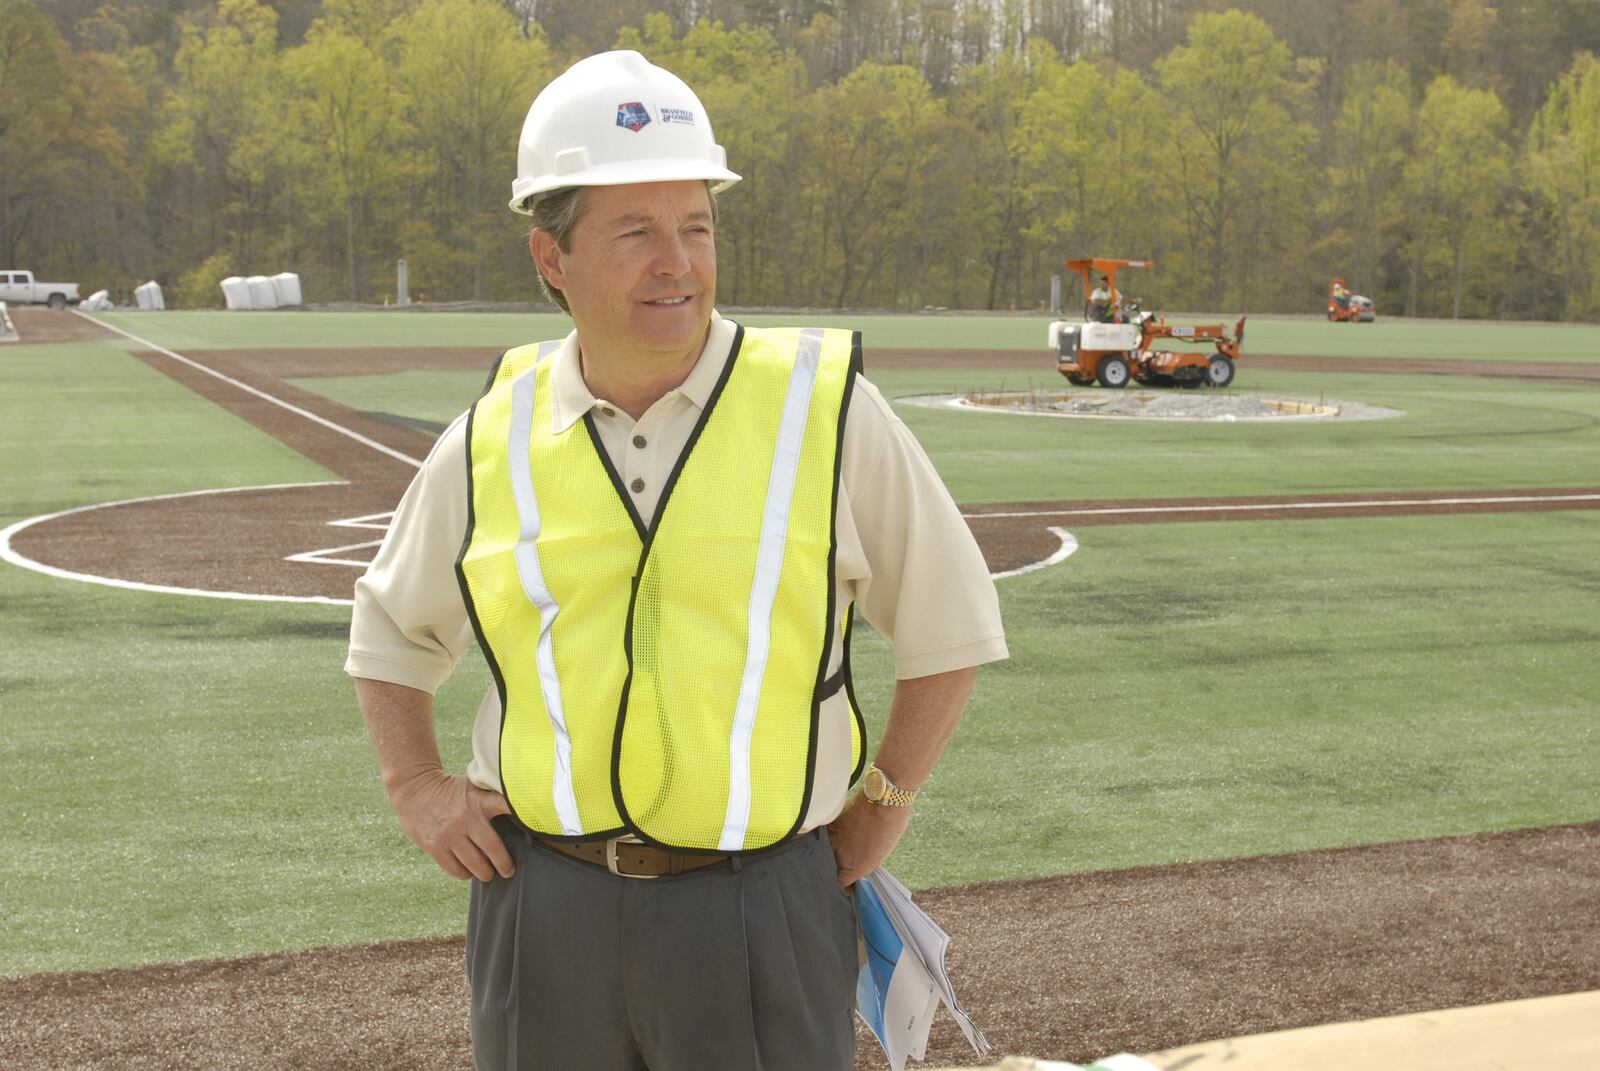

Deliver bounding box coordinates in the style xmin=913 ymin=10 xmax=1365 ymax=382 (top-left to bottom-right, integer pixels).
xmin=528 ymin=187 xmax=589 ymax=313
xmin=528 ymin=183 xmax=720 ymax=314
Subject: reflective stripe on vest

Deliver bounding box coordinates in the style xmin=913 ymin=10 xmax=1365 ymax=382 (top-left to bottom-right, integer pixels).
xmin=481 ymin=337 xmax=561 ymax=396
xmin=457 ymin=324 xmax=863 ymax=852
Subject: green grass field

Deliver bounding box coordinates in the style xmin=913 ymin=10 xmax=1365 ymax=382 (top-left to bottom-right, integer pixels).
xmin=299 ymin=366 xmax=1600 ymax=502
xmin=95 ymin=308 xmax=1600 ymax=361
xmin=2 ymin=311 xmax=1596 ymax=975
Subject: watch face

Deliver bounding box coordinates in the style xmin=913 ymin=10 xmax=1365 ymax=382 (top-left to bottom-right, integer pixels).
xmin=864 ymin=767 xmax=886 ymax=800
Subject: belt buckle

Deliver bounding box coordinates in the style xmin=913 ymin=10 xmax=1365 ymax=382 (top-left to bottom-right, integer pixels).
xmin=605 ymin=837 xmax=658 ymax=879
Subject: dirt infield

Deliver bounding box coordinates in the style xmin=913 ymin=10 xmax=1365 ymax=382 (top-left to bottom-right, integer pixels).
xmin=5 ymin=322 xmax=1598 ymax=1068
xmin=5 ymin=342 xmax=1598 ymax=601
xmin=3 ymin=822 xmax=1596 ymax=1069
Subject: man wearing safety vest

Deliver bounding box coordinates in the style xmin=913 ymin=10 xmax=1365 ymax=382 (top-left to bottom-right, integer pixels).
xmin=347 ymin=51 xmax=1007 ymax=1070
xmin=1089 ymin=273 xmax=1115 ymax=322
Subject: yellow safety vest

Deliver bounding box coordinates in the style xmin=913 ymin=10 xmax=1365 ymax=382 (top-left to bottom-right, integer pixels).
xmin=458 ymin=325 xmax=865 ymax=853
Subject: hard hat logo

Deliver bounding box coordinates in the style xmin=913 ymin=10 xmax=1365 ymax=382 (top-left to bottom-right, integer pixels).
xmin=659 ymin=107 xmax=695 ymax=126
xmin=616 ymin=103 xmax=652 ymax=133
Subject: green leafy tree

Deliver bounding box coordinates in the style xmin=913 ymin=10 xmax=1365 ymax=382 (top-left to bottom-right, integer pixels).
xmin=795 ymin=63 xmax=948 ymax=307
xmin=0 ymin=0 xmax=76 ymax=265
xmin=1323 ymin=61 xmax=1412 ymax=308
xmin=285 ymin=21 xmax=408 ymax=301
xmin=151 ymin=0 xmax=284 ymax=274
xmin=394 ymin=0 xmax=551 ymax=300
xmin=1400 ymin=74 xmax=1512 ymax=317
xmin=1527 ymin=53 xmax=1600 ymax=320
xmin=953 ymin=41 xmax=1060 ymax=310
xmin=1096 ymin=68 xmax=1174 ymax=284
xmin=1441 ymin=0 xmax=1502 ymax=96
xmin=0 ymin=0 xmax=141 ymax=282
xmin=1011 ymin=54 xmax=1172 ymax=310
xmin=173 ymin=250 xmax=234 ymax=307
xmin=1156 ymin=10 xmax=1316 ymax=311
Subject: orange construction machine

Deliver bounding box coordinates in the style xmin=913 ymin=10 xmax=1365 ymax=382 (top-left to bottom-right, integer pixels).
xmin=1328 ymin=276 xmax=1375 ymax=322
xmin=1048 ymin=258 xmax=1246 ymax=388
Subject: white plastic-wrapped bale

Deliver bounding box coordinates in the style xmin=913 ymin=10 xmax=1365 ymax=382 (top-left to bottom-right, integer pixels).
xmin=221 ymin=276 xmax=252 ymax=310
xmin=246 ymin=275 xmax=278 ymax=309
xmin=85 ymin=290 xmax=113 ymax=311
xmin=270 ymin=272 xmax=303 ymax=307
xmin=134 ymin=280 xmax=165 ymax=310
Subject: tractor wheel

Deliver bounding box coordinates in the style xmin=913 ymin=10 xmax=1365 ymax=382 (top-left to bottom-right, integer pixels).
xmin=1065 ymin=373 xmax=1092 ymax=386
xmin=1097 ymin=355 xmax=1130 ymax=389
xmin=1206 ymin=355 xmax=1236 ymax=388
xmin=47 ymin=293 xmax=67 ymax=310
xmin=1326 ymin=310 xmax=1338 ymax=322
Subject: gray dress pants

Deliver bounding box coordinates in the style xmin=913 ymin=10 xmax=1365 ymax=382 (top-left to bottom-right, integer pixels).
xmin=467 ymin=822 xmax=858 ymax=1071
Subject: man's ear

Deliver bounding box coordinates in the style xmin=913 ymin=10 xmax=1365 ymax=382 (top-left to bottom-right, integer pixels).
xmin=529 ymin=229 xmax=567 ymax=290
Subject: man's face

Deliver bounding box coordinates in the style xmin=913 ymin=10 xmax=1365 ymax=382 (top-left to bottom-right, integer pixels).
xmin=534 ymin=180 xmax=716 ymax=359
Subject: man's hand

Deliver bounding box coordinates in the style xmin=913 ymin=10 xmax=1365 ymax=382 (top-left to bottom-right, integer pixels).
xmin=826 ymin=666 xmax=978 ymax=887
xmin=388 ymin=767 xmax=516 ymax=882
xmin=355 ymin=678 xmax=518 ymax=883
xmin=827 ymin=793 xmax=911 ymax=888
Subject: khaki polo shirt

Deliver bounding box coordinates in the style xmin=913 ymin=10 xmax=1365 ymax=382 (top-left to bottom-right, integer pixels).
xmin=346 ymin=312 xmax=1007 ymax=831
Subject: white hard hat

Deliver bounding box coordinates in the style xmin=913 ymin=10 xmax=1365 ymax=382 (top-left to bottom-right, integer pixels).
xmin=510 ymin=50 xmax=741 ymax=214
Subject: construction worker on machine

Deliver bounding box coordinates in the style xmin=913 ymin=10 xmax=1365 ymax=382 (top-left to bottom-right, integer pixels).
xmin=1332 ymin=278 xmax=1350 ymax=310
xmin=1089 ymin=274 xmax=1114 ymax=322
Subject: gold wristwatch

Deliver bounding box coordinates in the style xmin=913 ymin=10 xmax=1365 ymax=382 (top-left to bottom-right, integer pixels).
xmin=862 ymin=764 xmax=919 ymax=808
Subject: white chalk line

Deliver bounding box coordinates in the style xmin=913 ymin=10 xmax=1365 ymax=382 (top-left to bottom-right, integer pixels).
xmin=327 ymin=511 xmax=394 ymax=530
xmin=285 ymin=538 xmax=385 ymax=568
xmin=964 ymin=492 xmax=1600 ymax=521
xmin=991 ymin=527 xmax=1077 ymax=580
xmin=0 ymin=482 xmax=355 ymax=606
xmin=4 ymin=314 xmax=427 ymax=604
xmin=75 ymin=310 xmax=425 ymax=469
xmin=285 ymin=511 xmax=395 ymax=567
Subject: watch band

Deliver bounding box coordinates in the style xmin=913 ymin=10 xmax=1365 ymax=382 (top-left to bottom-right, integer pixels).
xmin=864 ymin=764 xmax=919 ymax=807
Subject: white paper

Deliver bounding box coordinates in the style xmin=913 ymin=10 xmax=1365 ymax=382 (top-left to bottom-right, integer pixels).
xmin=854 ymin=867 xmax=991 ymax=1067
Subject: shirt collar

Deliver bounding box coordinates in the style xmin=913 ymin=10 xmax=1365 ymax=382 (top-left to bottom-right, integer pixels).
xmin=549 ymin=311 xmax=736 ymax=434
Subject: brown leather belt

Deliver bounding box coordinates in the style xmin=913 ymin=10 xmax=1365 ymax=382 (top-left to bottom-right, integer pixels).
xmin=534 ymin=835 xmax=730 ymax=879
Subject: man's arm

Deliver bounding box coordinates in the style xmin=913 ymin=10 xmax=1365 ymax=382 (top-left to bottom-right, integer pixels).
xmin=827 ymin=664 xmax=978 ymax=886
xmin=355 ymin=677 xmax=516 ymax=882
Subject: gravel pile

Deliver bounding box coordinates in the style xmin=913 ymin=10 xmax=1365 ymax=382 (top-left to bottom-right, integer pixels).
xmin=903 ymin=390 xmax=1402 ymax=422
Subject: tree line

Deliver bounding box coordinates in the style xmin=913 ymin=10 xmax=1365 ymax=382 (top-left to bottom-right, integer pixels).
xmin=5 ymin=0 xmax=1600 ymax=319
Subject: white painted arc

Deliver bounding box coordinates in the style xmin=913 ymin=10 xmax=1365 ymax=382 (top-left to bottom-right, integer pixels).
xmin=991 ymin=527 xmax=1078 ymax=580
xmin=74 ymin=310 xmax=425 ymax=470
xmin=0 ymin=481 xmax=355 ymax=606
xmin=13 ymin=484 xmax=1598 ymax=605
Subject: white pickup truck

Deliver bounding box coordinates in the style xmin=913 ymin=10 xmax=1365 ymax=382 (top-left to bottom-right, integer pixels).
xmin=0 ymin=270 xmax=82 ymax=309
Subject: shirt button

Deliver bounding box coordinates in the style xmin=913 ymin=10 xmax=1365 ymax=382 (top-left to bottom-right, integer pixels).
xmin=600 ymin=406 xmax=615 ymax=418
xmin=632 ymin=434 xmax=647 ymax=449
xmin=630 ymin=478 xmax=645 ymax=493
